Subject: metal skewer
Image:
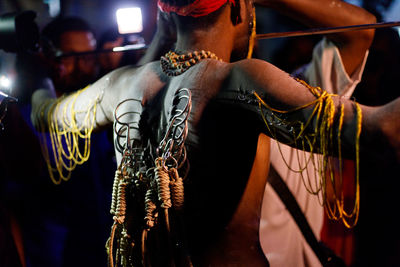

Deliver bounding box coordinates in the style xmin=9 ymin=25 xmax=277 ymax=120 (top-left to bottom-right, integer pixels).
xmin=255 ymin=21 xmax=400 ymax=40
xmin=55 ymin=21 xmax=400 ymax=58
xmin=56 ymin=43 xmax=147 ymax=58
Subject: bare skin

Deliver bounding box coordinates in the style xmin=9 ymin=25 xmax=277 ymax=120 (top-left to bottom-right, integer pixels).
xmin=256 ymin=0 xmax=376 ymax=75
xmin=31 ymin=0 xmax=400 ymax=266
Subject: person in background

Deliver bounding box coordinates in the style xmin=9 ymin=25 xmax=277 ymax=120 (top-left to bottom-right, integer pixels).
xmin=97 ymin=27 xmax=125 ymax=76
xmin=253 ymin=1 xmax=375 ymax=266
xmin=2 ymin=16 xmax=116 ymax=267
xmin=41 ymin=16 xmax=99 ymax=95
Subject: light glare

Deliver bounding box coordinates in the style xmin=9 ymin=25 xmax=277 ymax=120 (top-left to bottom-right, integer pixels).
xmin=0 ymin=75 xmax=11 ymax=88
xmin=112 ymin=43 xmax=146 ymax=52
xmin=116 ymin=7 xmax=143 ymax=34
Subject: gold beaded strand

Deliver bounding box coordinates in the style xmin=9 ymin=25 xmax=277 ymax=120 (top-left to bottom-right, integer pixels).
xmin=161 ymin=50 xmax=221 ymax=76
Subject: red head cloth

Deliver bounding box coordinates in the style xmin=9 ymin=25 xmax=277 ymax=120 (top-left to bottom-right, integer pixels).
xmin=158 ymin=0 xmax=235 ymax=18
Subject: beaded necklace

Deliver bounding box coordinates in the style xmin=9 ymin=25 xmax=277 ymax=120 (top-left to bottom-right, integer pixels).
xmin=160 ymin=50 xmax=221 ymax=76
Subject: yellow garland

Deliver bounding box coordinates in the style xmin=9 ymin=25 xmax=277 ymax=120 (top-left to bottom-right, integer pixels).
xmin=37 ymin=86 xmax=100 ymax=185
xmin=253 ymin=79 xmax=362 ymax=228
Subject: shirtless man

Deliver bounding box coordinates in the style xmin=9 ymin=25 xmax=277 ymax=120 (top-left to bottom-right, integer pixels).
xmin=31 ymin=0 xmax=400 ymax=266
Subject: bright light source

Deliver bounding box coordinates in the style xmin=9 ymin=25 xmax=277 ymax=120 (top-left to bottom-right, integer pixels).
xmin=0 ymin=75 xmax=12 ymax=95
xmin=44 ymin=0 xmax=61 ymax=17
xmin=0 ymin=75 xmax=11 ymax=89
xmin=116 ymin=7 xmax=143 ymax=34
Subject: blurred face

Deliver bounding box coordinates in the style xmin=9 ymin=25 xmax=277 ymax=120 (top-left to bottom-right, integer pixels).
xmin=53 ymin=31 xmax=98 ymax=94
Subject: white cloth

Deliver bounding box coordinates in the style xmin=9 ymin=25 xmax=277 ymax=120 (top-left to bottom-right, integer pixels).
xmin=259 ymin=38 xmax=368 ymax=267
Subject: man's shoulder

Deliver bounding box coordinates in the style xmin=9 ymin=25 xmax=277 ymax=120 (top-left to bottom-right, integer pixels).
xmin=222 ymin=58 xmax=276 ymax=88
xmin=106 ymin=63 xmax=160 ymax=88
xmin=201 ymin=58 xmax=270 ymax=81
xmin=230 ymin=58 xmax=272 ymax=71
xmin=106 ymin=64 xmax=140 ymax=82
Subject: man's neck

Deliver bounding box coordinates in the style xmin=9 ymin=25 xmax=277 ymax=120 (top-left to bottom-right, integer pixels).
xmin=175 ymin=32 xmax=233 ymax=62
xmin=173 ymin=9 xmax=235 ymax=62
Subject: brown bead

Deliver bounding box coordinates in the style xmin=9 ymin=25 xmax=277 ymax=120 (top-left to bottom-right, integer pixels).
xmin=162 ymin=50 xmax=221 ymax=76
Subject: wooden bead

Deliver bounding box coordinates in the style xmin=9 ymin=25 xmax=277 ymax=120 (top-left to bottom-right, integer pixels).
xmin=161 ymin=50 xmax=221 ymax=76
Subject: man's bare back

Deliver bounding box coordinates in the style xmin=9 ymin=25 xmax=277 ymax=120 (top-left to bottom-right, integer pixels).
xmin=98 ymin=58 xmax=271 ymax=265
xmin=31 ymin=0 xmax=400 ymax=265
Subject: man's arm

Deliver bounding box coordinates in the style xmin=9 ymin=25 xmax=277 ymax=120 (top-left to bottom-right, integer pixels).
xmin=31 ymin=66 xmax=136 ymax=131
xmin=255 ymin=0 xmax=376 ymax=76
xmin=228 ymin=58 xmax=400 ymax=163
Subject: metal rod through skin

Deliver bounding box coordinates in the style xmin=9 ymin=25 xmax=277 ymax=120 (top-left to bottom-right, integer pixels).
xmin=56 ymin=43 xmax=147 ymax=58
xmin=255 ymin=21 xmax=400 ymax=40
xmin=56 ymin=21 xmax=400 ymax=58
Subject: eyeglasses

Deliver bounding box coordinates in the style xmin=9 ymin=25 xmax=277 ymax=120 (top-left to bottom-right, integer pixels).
xmin=57 ymin=53 xmax=97 ymax=66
